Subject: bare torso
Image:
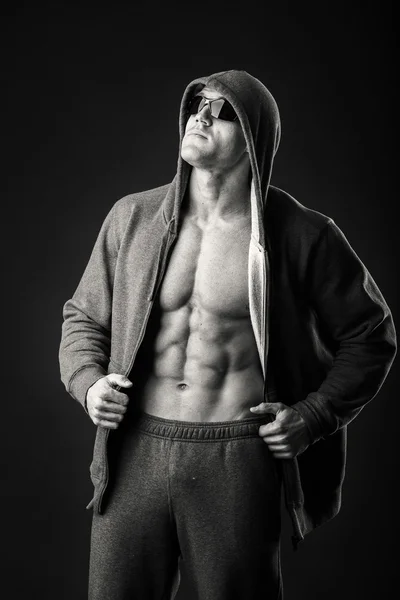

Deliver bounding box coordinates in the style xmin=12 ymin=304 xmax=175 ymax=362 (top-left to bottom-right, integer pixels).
xmin=133 ymin=206 xmax=264 ymax=421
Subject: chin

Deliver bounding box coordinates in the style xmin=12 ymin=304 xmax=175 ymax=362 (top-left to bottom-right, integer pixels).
xmin=181 ymin=146 xmax=204 ymax=166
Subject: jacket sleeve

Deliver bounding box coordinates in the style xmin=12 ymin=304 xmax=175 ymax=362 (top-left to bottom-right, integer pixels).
xmin=292 ymin=219 xmax=397 ymax=444
xmin=59 ymin=204 xmax=118 ymax=410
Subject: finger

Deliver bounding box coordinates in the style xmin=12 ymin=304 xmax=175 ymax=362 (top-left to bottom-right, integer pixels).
xmin=93 ymin=417 xmax=120 ymax=429
xmin=250 ymin=402 xmax=283 ymax=415
xmin=101 ymin=388 xmax=130 ymax=406
xmin=99 ymin=400 xmax=127 ymax=414
xmin=107 ymin=374 xmax=133 ymax=389
xmin=271 ymin=451 xmax=295 ymax=459
xmin=95 ymin=409 xmax=125 ymax=422
xmin=262 ymin=440 xmax=293 ymax=457
xmin=261 ymin=436 xmax=289 ymax=450
xmin=258 ymin=423 xmax=284 ymax=437
xmin=267 ymin=443 xmax=288 ymax=451
xmin=259 ymin=431 xmax=286 ymax=444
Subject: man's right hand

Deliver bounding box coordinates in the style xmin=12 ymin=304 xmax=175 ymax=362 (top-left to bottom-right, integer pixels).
xmin=86 ymin=374 xmax=133 ymax=429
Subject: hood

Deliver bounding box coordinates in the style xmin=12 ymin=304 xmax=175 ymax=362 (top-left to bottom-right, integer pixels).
xmin=173 ymin=69 xmax=281 ymax=250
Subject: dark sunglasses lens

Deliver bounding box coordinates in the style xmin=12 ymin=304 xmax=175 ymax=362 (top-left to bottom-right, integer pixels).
xmin=207 ymin=98 xmax=237 ymax=121
xmin=217 ymin=100 xmax=237 ymax=121
xmin=188 ymin=96 xmax=204 ymax=115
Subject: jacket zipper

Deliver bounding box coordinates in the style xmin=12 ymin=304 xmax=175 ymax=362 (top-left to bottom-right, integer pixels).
xmin=97 ymin=227 xmax=177 ymax=512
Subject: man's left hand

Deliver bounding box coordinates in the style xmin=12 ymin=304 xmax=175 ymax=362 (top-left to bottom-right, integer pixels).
xmin=250 ymin=402 xmax=310 ymax=459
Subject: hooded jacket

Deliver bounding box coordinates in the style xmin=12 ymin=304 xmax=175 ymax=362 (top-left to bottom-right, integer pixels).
xmin=59 ymin=70 xmax=397 ymax=548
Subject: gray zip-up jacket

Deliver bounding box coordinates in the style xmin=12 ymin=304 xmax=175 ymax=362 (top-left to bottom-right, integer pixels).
xmin=59 ymin=70 xmax=397 ymax=548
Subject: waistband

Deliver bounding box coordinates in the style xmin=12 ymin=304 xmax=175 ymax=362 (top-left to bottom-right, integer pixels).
xmin=128 ymin=409 xmax=272 ymax=441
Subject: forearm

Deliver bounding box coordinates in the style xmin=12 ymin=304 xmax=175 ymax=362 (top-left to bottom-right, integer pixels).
xmin=292 ymin=322 xmax=397 ymax=443
xmin=59 ymin=299 xmax=112 ymax=408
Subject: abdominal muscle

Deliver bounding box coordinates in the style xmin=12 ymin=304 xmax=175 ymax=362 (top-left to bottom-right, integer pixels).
xmin=134 ymin=213 xmax=265 ymax=422
xmin=137 ymin=301 xmax=265 ymax=421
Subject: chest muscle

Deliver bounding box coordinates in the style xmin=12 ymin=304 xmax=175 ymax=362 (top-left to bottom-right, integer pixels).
xmin=159 ymin=218 xmax=250 ymax=317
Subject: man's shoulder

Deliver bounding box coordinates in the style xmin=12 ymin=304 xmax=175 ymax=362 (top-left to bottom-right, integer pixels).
xmin=267 ymin=185 xmax=333 ymax=234
xmin=112 ymin=182 xmax=172 ymax=215
xmin=98 ymin=182 xmax=173 ymax=243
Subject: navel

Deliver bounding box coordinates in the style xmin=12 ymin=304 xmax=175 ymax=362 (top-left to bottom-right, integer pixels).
xmin=177 ymin=382 xmax=188 ymax=391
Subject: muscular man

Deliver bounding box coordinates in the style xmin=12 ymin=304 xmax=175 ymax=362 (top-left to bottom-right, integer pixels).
xmin=59 ymin=70 xmax=396 ymax=599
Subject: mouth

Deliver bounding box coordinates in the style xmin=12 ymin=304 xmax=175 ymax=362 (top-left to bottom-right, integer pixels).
xmin=186 ymin=129 xmax=207 ymax=139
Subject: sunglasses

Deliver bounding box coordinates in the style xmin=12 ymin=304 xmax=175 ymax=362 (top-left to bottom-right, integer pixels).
xmin=187 ymin=94 xmax=238 ymax=122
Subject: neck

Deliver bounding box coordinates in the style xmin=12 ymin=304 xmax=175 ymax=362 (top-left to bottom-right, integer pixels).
xmin=186 ymin=163 xmax=251 ymax=224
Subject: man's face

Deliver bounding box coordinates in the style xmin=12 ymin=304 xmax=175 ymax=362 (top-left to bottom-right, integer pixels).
xmin=181 ymin=86 xmax=247 ymax=171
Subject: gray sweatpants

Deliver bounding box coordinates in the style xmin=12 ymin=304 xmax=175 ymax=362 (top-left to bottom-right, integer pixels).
xmin=89 ymin=409 xmax=283 ymax=600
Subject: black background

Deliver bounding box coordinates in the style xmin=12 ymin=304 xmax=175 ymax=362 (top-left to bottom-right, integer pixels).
xmin=4 ymin=1 xmax=398 ymax=598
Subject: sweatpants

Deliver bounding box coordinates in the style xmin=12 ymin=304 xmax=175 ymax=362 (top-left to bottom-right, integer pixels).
xmin=88 ymin=409 xmax=283 ymax=600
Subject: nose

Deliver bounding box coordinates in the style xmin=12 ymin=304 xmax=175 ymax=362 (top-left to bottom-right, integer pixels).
xmin=195 ymin=102 xmax=212 ymax=126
